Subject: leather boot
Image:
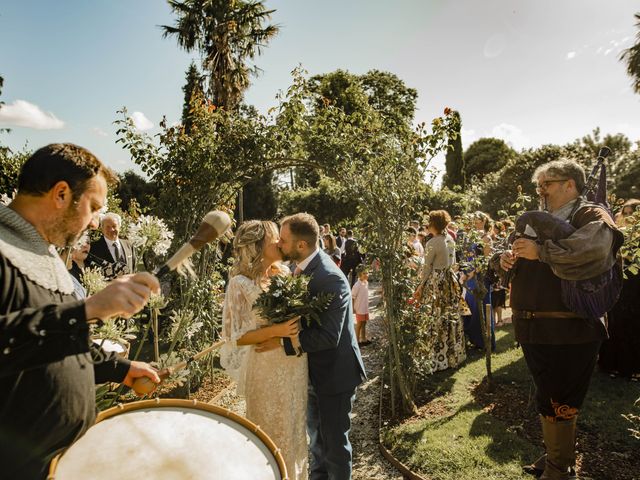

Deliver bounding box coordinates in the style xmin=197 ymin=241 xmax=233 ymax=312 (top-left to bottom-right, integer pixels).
xmin=540 ymin=416 xmax=577 ymax=480
xmin=522 ymin=452 xmax=546 ymax=477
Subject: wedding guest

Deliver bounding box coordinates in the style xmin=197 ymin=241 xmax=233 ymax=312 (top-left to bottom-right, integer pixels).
xmin=598 ymin=198 xmax=640 ymax=381
xmin=88 ymin=213 xmax=136 ymax=279
xmin=336 ymin=227 xmax=347 ymax=255
xmin=406 ymin=227 xmax=424 ymax=257
xmin=68 ymin=240 xmax=90 ymax=299
xmin=462 ymin=211 xmax=495 ymax=350
xmin=323 ymin=233 xmax=342 ymax=266
xmin=352 ymin=267 xmax=371 ymax=346
xmin=341 ymin=230 xmax=364 ymax=286
xmin=415 ymin=210 xmax=466 ymax=370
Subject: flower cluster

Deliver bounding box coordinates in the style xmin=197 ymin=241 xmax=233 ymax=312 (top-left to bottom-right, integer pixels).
xmin=127 ymin=215 xmax=174 ymax=256
xmin=255 ymin=274 xmax=333 ymax=326
xmin=81 ymin=267 xmax=108 ymax=296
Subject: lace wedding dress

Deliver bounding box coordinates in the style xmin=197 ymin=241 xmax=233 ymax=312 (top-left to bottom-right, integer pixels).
xmin=220 ymin=275 xmax=308 ymax=480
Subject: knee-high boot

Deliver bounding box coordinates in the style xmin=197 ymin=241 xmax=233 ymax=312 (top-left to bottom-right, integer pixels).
xmin=540 ymin=415 xmax=577 ymax=480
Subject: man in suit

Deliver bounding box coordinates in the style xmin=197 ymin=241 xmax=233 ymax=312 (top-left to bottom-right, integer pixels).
xmin=335 ymin=227 xmax=347 ymax=255
xmin=270 ymin=213 xmax=366 ymax=480
xmin=89 ymin=212 xmax=136 ymax=279
xmin=341 ymin=230 xmax=363 ymax=287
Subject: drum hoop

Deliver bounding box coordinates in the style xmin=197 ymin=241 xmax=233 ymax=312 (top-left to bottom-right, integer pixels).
xmin=48 ymin=398 xmax=289 ymax=480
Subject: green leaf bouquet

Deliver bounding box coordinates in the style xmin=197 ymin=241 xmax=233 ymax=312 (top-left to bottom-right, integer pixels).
xmin=255 ymin=274 xmax=333 ymax=327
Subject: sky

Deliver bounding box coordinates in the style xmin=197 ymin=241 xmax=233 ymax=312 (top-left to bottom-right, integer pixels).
xmin=1 ymin=0 xmax=639 ymax=184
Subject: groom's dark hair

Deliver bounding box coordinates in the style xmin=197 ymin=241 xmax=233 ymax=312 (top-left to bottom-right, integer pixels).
xmin=281 ymin=213 xmax=319 ymax=247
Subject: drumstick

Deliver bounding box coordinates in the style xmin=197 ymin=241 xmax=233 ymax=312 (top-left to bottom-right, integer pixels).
xmin=155 ymin=210 xmax=232 ymax=277
xmin=131 ymin=340 xmax=225 ymax=395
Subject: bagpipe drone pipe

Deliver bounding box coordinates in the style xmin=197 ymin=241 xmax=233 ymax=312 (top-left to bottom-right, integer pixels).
xmin=489 ymin=147 xmax=623 ymax=319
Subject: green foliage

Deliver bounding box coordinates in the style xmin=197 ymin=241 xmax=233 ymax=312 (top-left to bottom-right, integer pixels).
xmin=181 ymin=61 xmax=205 ymax=133
xmin=463 ymin=137 xmax=516 ymax=183
xmin=242 ymin=171 xmax=278 ymax=220
xmin=443 ymin=110 xmax=465 ymax=189
xmin=0 ymin=147 xmax=29 ymax=197
xmin=477 ymin=144 xmax=566 ymax=217
xmin=418 ymin=185 xmax=467 ymax=217
xmin=115 ymin=99 xmax=272 ymax=246
xmin=162 ymin=0 xmax=279 ymax=110
xmin=116 ymin=170 xmax=157 ymax=213
xmin=255 ymin=274 xmax=333 ymax=326
xmin=621 ymin=13 xmax=640 ymax=94
xmin=278 ymin=174 xmax=358 ymax=225
xmin=614 ymin=155 xmax=640 ymax=200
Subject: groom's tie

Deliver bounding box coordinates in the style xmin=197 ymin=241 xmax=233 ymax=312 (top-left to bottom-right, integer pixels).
xmin=294 ymin=265 xmax=302 ymax=276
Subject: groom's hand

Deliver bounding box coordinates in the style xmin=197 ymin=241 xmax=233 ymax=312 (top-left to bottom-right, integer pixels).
xmin=255 ymin=337 xmax=281 ymax=353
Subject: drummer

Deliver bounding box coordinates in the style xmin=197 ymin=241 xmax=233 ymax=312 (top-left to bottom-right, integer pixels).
xmin=0 ymin=144 xmax=161 ymax=479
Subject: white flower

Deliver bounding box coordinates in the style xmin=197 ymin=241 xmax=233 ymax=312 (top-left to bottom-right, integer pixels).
xmin=0 ymin=190 xmax=16 ymax=206
xmin=128 ymin=215 xmax=174 ymax=256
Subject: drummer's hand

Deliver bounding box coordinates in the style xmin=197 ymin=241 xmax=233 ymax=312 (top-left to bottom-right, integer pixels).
xmin=85 ymin=273 xmax=161 ymax=322
xmin=255 ymin=337 xmax=282 ymax=353
xmin=499 ymin=250 xmax=517 ymax=270
xmin=512 ymin=239 xmax=540 ymax=261
xmin=123 ymin=361 xmax=161 ymax=395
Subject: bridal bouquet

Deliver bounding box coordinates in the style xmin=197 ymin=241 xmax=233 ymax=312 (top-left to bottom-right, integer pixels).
xmin=255 ymin=274 xmax=333 ymax=327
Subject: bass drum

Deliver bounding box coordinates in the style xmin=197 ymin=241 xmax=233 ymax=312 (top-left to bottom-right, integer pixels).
xmin=48 ymin=398 xmax=288 ymax=480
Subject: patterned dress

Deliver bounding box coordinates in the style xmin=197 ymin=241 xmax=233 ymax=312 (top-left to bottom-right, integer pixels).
xmin=220 ymin=275 xmax=308 ymax=480
xmin=421 ymin=234 xmax=467 ymax=371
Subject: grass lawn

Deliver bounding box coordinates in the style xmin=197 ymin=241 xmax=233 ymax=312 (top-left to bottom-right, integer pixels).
xmin=381 ymin=325 xmax=640 ymax=480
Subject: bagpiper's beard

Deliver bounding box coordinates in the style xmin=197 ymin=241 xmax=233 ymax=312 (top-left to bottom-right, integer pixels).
xmin=57 ymin=202 xmax=85 ymax=248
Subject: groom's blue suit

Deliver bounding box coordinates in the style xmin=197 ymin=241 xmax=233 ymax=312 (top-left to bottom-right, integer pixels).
xmin=284 ymin=250 xmax=366 ymax=480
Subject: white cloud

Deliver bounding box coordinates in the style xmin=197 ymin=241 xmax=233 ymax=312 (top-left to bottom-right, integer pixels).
xmin=0 ymin=99 xmax=64 ymax=129
xmin=130 ymin=111 xmax=153 ymax=131
xmin=460 ymin=127 xmax=477 ymax=149
xmin=91 ymin=127 xmax=108 ymax=137
xmin=483 ymin=33 xmax=506 ymax=58
xmin=566 ymin=51 xmax=576 ymax=60
xmin=490 ymin=123 xmax=531 ymax=151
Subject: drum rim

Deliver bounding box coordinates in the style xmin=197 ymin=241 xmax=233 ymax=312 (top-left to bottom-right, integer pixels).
xmin=48 ymin=398 xmax=289 ymax=480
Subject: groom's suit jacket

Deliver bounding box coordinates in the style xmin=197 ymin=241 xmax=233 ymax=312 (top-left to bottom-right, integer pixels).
xmin=285 ymin=251 xmax=366 ymax=395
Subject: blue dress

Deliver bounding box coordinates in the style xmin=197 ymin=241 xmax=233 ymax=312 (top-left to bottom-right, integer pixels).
xmin=461 ymin=243 xmax=496 ymax=350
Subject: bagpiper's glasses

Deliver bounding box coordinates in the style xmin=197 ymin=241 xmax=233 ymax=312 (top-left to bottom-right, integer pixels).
xmin=536 ymin=178 xmax=568 ymax=192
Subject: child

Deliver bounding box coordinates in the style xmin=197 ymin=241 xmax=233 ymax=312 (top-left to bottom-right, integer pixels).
xmin=352 ymin=267 xmax=371 ymax=346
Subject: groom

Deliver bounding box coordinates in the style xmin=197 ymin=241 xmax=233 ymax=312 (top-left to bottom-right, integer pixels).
xmin=271 ymin=212 xmax=366 ymax=480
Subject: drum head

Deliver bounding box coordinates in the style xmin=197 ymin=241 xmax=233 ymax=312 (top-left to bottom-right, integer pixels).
xmin=51 ymin=399 xmax=284 ymax=480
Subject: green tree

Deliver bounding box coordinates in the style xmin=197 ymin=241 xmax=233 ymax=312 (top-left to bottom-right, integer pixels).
xmin=278 ymin=174 xmax=358 ymax=225
xmin=272 ymin=67 xmax=460 ymax=414
xmin=478 ymin=144 xmax=565 ymax=217
xmin=181 ymin=61 xmax=205 ymax=133
xmin=463 ymin=137 xmax=516 ymax=182
xmin=241 ymin=171 xmax=278 ymax=220
xmin=116 ymin=170 xmax=158 ymax=213
xmin=443 ymin=110 xmax=464 ymax=189
xmin=162 ymin=0 xmax=278 ymax=110
xmin=621 ymin=13 xmax=640 ymax=94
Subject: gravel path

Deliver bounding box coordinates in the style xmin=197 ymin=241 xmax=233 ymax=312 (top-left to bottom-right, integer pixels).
xmin=212 ymin=283 xmax=402 ymax=479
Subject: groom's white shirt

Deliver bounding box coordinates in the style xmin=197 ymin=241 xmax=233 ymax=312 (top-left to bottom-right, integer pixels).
xmin=296 ymin=247 xmax=320 ymax=273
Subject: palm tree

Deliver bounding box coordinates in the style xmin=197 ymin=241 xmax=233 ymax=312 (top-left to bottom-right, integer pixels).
xmin=621 ymin=13 xmax=640 ymax=94
xmin=162 ymin=0 xmax=279 ymax=110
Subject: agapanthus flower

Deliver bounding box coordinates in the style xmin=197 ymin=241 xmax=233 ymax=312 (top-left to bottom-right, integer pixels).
xmin=128 ymin=215 xmax=174 ymax=256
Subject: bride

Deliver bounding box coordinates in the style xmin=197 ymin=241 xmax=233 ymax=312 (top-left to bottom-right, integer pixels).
xmin=219 ymin=220 xmax=308 ymax=479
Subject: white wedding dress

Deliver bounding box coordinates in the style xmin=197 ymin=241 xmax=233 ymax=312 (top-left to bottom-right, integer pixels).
xmin=220 ymin=274 xmax=308 ymax=480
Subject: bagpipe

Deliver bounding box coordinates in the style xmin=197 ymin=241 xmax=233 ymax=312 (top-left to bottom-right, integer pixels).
xmin=490 ymin=147 xmax=623 ymax=319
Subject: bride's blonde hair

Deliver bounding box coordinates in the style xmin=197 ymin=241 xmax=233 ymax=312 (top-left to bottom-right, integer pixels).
xmin=231 ymin=220 xmax=281 ymax=281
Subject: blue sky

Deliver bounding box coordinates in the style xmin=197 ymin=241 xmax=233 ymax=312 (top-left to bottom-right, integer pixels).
xmin=1 ymin=0 xmax=639 ymax=181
